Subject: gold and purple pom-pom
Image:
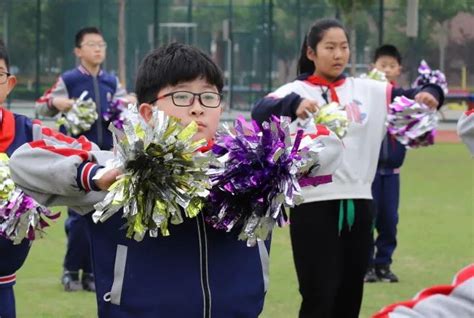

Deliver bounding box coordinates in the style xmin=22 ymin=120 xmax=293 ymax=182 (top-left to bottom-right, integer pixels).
xmin=412 ymin=60 xmax=448 ymax=95
xmin=206 ymin=116 xmax=326 ymax=247
xmin=291 ymin=102 xmax=348 ymax=139
xmin=56 ymin=90 xmax=98 ymax=135
xmin=360 ymin=69 xmax=387 ymax=82
xmin=314 ymin=102 xmax=349 ymax=139
xmin=104 ymin=99 xmax=127 ymax=129
xmin=93 ymin=109 xmax=211 ymax=241
xmin=0 ymin=154 xmax=60 ymax=244
xmin=387 ymin=96 xmax=439 ymax=148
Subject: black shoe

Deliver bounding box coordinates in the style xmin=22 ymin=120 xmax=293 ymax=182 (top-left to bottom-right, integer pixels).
xmin=82 ymin=272 xmax=96 ymax=292
xmin=61 ymin=271 xmax=82 ymax=292
xmin=375 ymin=265 xmax=399 ymax=283
xmin=364 ymin=266 xmax=379 ymax=283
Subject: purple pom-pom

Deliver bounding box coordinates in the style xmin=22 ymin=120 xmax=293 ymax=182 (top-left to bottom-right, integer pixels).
xmin=387 ymin=96 xmax=438 ymax=148
xmin=1 ymin=190 xmax=60 ymax=244
xmin=412 ymin=60 xmax=448 ymax=95
xmin=104 ymin=99 xmax=127 ymax=129
xmin=205 ymin=116 xmax=326 ymax=246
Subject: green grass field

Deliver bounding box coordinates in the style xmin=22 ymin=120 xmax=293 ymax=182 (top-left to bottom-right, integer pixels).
xmin=15 ymin=143 xmax=473 ymax=318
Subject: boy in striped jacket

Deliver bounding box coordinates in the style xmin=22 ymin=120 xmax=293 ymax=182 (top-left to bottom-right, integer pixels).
xmin=458 ymin=109 xmax=474 ymax=155
xmin=373 ymin=264 xmax=474 ymax=318
xmin=10 ymin=43 xmax=343 ymax=317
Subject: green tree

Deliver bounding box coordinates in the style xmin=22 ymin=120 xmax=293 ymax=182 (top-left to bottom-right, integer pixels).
xmin=384 ymin=0 xmax=471 ymax=82
xmin=418 ymin=0 xmax=470 ymax=71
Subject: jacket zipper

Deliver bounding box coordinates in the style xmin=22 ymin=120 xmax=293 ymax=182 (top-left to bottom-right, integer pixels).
xmin=92 ymin=75 xmax=103 ymax=147
xmin=196 ymin=213 xmax=211 ymax=318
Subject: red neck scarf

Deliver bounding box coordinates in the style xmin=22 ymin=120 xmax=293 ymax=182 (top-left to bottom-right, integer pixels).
xmin=197 ymin=139 xmax=214 ymax=153
xmin=306 ymin=75 xmax=346 ymax=103
xmin=0 ymin=107 xmax=15 ymax=152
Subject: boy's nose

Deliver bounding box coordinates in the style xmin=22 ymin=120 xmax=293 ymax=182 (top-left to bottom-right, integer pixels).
xmin=191 ymin=108 xmax=204 ymax=115
xmin=189 ymin=98 xmax=205 ymax=115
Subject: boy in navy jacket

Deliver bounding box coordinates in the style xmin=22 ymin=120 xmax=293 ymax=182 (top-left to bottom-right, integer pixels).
xmin=365 ymin=45 xmax=407 ymax=283
xmin=35 ymin=27 xmax=135 ymax=291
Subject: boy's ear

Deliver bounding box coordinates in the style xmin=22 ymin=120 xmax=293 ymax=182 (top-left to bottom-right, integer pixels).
xmin=219 ymin=101 xmax=224 ymax=113
xmin=6 ymin=75 xmax=17 ymax=95
xmin=139 ymin=103 xmax=154 ymax=123
xmin=74 ymin=47 xmax=82 ymax=59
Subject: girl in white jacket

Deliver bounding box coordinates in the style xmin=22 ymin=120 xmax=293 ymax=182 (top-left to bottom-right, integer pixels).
xmin=252 ymin=18 xmax=444 ymax=318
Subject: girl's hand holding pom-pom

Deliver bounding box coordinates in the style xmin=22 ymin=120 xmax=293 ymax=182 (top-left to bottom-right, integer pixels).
xmin=296 ymin=99 xmax=319 ymax=119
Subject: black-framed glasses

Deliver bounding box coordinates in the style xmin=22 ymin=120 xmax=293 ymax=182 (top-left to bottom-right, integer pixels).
xmin=0 ymin=71 xmax=11 ymax=84
xmin=149 ymin=91 xmax=222 ymax=108
xmin=81 ymin=41 xmax=107 ymax=49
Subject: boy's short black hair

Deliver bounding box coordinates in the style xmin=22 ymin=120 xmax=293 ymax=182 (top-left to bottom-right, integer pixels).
xmin=373 ymin=44 xmax=402 ymax=64
xmin=75 ymin=27 xmax=103 ymax=48
xmin=0 ymin=39 xmax=9 ymax=70
xmin=135 ymin=42 xmax=224 ymax=104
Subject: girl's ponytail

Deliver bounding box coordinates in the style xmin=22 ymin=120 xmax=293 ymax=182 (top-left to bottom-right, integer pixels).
xmin=297 ymin=35 xmax=315 ymax=75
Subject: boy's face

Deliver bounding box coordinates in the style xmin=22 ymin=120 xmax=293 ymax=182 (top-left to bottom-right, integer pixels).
xmin=139 ymin=77 xmax=223 ymax=141
xmin=373 ymin=56 xmax=401 ymax=82
xmin=0 ymin=59 xmax=17 ymax=106
xmin=74 ymin=33 xmax=106 ymax=67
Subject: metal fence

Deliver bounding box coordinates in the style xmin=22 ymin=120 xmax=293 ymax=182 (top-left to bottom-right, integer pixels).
xmin=1 ymin=0 xmax=473 ymax=112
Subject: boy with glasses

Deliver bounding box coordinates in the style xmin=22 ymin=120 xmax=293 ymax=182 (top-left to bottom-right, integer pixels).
xmin=35 ymin=26 xmax=135 ymax=292
xmin=11 ymin=42 xmax=266 ymax=317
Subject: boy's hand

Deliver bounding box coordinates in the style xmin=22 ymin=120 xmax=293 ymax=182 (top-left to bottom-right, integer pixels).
xmin=125 ymin=94 xmax=137 ymax=105
xmin=296 ymin=99 xmax=319 ymax=119
xmin=53 ymin=97 xmax=75 ymax=112
xmin=94 ymin=168 xmax=122 ymax=191
xmin=414 ymin=92 xmax=439 ymax=109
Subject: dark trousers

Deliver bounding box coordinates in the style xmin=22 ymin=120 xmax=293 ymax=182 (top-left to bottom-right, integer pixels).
xmin=0 ymin=284 xmax=15 ymax=318
xmin=63 ymin=209 xmax=93 ymax=273
xmin=369 ymin=173 xmax=400 ymax=266
xmin=0 ymin=238 xmax=30 ymax=318
xmin=290 ymin=199 xmax=374 ymax=318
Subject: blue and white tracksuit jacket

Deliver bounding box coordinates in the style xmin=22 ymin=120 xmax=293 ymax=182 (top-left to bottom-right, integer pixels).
xmin=9 ymin=136 xmax=271 ymax=318
xmin=36 ymin=65 xmax=128 ymax=150
xmin=0 ymin=107 xmax=75 ymax=317
xmin=9 ymin=117 xmax=343 ymax=317
xmin=0 ymin=108 xmax=43 ymax=292
xmin=9 ymin=137 xmax=271 ymax=318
